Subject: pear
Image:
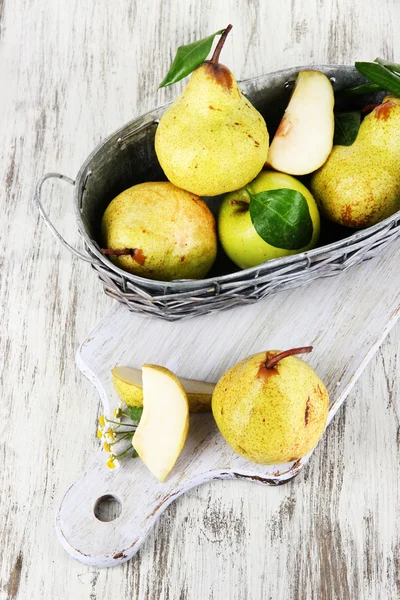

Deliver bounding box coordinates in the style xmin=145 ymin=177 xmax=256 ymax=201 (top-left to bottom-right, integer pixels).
xmin=112 ymin=366 xmax=214 ymax=413
xmin=311 ymin=96 xmax=400 ymax=228
xmin=132 ymin=365 xmax=189 ymax=481
xmin=267 ymin=70 xmax=334 ymax=175
xmin=155 ymin=27 xmax=269 ymax=196
xmin=212 ymin=347 xmax=329 ymax=465
xmin=218 ymin=170 xmax=320 ymax=269
xmin=101 ymin=181 xmax=217 ymax=281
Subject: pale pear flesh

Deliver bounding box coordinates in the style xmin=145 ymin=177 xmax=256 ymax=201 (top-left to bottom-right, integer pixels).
xmin=132 ymin=365 xmax=189 ymax=482
xmin=101 ymin=182 xmax=217 ymax=281
xmin=311 ymin=96 xmax=400 ymax=228
xmin=155 ymin=62 xmax=269 ymax=196
xmin=218 ymin=170 xmax=320 ymax=269
xmin=112 ymin=366 xmax=214 ymax=412
xmin=212 ymin=351 xmax=329 ymax=465
xmin=267 ymin=70 xmax=334 ymax=175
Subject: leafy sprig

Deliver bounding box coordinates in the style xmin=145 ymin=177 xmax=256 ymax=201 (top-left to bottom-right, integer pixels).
xmin=340 ymin=57 xmax=400 ymax=96
xmin=159 ymin=25 xmax=231 ymax=88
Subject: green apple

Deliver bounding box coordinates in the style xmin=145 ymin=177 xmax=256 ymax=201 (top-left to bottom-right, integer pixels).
xmin=218 ymin=170 xmax=320 ymax=269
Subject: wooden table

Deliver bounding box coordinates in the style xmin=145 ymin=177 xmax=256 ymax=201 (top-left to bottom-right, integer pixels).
xmin=1 ymin=1 xmax=400 ymax=598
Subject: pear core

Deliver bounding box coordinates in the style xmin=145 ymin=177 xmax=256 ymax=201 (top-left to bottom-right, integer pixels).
xmin=101 ymin=182 xmax=217 ymax=281
xmin=212 ymin=351 xmax=329 ymax=465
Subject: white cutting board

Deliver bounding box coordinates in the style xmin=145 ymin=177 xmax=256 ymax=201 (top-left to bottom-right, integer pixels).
xmin=56 ymin=237 xmax=400 ymax=568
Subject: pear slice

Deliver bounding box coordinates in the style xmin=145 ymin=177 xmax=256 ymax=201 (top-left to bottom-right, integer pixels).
xmin=132 ymin=365 xmax=189 ymax=482
xmin=267 ymin=70 xmax=334 ymax=175
xmin=112 ymin=366 xmax=215 ymax=413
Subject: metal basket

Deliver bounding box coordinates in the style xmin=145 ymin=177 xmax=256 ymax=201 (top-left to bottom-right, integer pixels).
xmin=35 ymin=65 xmax=400 ymax=320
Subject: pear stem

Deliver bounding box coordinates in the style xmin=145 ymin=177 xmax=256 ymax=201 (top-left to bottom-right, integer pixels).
xmin=210 ymin=24 xmax=233 ymax=64
xmin=101 ymin=247 xmax=146 ymax=265
xmin=101 ymin=248 xmax=136 ymax=257
xmin=264 ymin=346 xmax=313 ymax=369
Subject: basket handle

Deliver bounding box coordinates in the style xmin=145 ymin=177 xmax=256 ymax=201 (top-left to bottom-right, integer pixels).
xmin=34 ymin=172 xmax=94 ymax=263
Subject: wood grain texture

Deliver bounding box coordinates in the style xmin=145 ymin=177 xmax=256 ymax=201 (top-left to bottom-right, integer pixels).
xmin=1 ymin=0 xmax=399 ymax=598
xmin=56 ymin=243 xmax=400 ymax=567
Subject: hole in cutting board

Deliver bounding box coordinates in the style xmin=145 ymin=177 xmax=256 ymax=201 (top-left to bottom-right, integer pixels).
xmin=94 ymin=494 xmax=122 ymax=522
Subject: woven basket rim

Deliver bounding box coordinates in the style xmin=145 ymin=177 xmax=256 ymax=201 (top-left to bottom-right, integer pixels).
xmin=72 ymin=64 xmax=398 ymax=292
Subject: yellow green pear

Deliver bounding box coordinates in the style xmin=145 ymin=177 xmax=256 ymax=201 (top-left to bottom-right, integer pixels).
xmin=101 ymin=181 xmax=217 ymax=281
xmin=112 ymin=366 xmax=214 ymax=413
xmin=218 ymin=170 xmax=320 ymax=269
xmin=132 ymin=365 xmax=189 ymax=482
xmin=155 ymin=26 xmax=269 ymax=196
xmin=311 ymin=96 xmax=400 ymax=228
xmin=212 ymin=347 xmax=329 ymax=465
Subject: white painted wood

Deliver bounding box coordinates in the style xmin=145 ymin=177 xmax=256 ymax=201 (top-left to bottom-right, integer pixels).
xmin=56 ymin=235 xmax=400 ymax=567
xmin=2 ymin=0 xmax=400 ymax=598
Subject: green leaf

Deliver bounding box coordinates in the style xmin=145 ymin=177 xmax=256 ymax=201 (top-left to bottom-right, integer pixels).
xmin=159 ymin=29 xmax=224 ymax=88
xmin=127 ymin=406 xmax=143 ymax=422
xmin=337 ymin=82 xmax=383 ymax=97
xmin=248 ymin=189 xmax=313 ymax=251
xmin=374 ymin=57 xmax=400 ymax=75
xmin=132 ymin=449 xmax=138 ymax=458
xmin=333 ymin=111 xmax=361 ymax=146
xmin=355 ymin=61 xmax=400 ymax=97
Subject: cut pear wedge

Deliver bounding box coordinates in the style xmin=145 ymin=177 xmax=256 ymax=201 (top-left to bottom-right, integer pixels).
xmin=132 ymin=365 xmax=189 ymax=482
xmin=267 ymin=70 xmax=334 ymax=175
xmin=112 ymin=366 xmax=215 ymax=413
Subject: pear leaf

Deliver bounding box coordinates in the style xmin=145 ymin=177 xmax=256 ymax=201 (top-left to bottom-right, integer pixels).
xmin=159 ymin=29 xmax=224 ymax=88
xmin=248 ymin=188 xmax=313 ymax=251
xmin=337 ymin=82 xmax=383 ymax=97
xmin=355 ymin=62 xmax=400 ymax=97
xmin=333 ymin=111 xmax=361 ymax=146
xmin=374 ymin=58 xmax=400 ymax=76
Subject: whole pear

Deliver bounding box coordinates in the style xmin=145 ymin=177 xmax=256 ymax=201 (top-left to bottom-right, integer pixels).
xmin=101 ymin=182 xmax=217 ymax=281
xmin=212 ymin=348 xmax=329 ymax=465
xmin=219 ymin=170 xmax=320 ymax=269
xmin=155 ymin=27 xmax=269 ymax=196
xmin=311 ymin=96 xmax=400 ymax=228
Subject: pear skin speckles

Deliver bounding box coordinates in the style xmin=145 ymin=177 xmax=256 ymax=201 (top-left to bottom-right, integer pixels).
xmin=211 ymin=352 xmax=329 ymax=465
xmin=155 ymin=63 xmax=269 ymax=197
xmin=101 ymin=182 xmax=217 ymax=281
xmin=311 ymin=97 xmax=400 ymax=228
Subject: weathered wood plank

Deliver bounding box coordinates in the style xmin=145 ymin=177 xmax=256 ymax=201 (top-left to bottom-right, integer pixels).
xmin=1 ymin=0 xmax=400 ymax=598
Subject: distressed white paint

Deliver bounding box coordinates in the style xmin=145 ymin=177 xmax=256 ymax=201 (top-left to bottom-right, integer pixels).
xmin=57 ymin=237 xmax=400 ymax=567
xmin=2 ymin=0 xmax=400 ymax=598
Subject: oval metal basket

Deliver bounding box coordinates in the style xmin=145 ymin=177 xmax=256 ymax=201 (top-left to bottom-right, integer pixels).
xmin=35 ymin=65 xmax=400 ymax=320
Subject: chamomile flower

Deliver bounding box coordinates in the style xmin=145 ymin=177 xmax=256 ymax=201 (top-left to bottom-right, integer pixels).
xmin=104 ymin=428 xmax=117 ymax=442
xmin=97 ymin=401 xmax=142 ymax=469
xmin=105 ymin=455 xmax=120 ymax=470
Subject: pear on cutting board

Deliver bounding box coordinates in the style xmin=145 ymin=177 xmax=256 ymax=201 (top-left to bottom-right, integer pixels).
xmin=112 ymin=366 xmax=214 ymax=413
xmin=132 ymin=365 xmax=189 ymax=482
xmin=155 ymin=26 xmax=269 ymax=196
xmin=311 ymin=96 xmax=400 ymax=227
xmin=267 ymin=70 xmax=334 ymax=175
xmin=212 ymin=347 xmax=329 ymax=465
